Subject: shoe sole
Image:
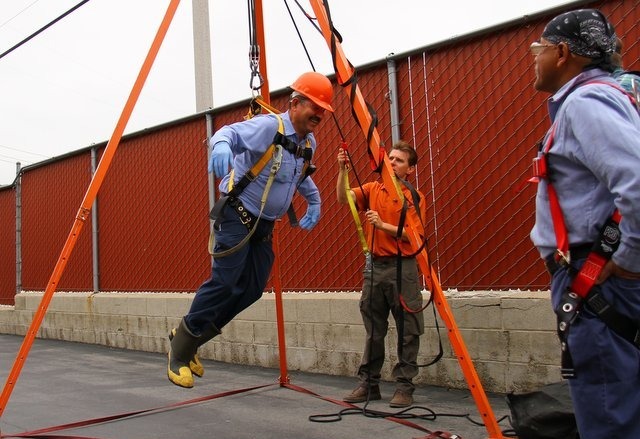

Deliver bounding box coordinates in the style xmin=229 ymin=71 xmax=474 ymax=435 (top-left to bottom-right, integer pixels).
xmin=343 ymin=394 xmax=382 ymax=403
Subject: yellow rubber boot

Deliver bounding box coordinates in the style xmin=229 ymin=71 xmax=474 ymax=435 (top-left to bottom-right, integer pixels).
xmin=170 ymin=328 xmax=204 ymax=377
xmin=169 ymin=323 xmax=219 ymax=378
xmin=167 ymin=319 xmax=199 ymax=388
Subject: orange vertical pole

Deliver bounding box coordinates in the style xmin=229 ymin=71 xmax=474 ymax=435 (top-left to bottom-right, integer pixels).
xmin=0 ymin=0 xmax=182 ymax=418
xmin=308 ymin=2 xmax=504 ymax=438
xmin=252 ymin=0 xmax=290 ymax=385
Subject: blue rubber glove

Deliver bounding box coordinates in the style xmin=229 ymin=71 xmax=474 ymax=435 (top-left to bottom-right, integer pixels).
xmin=299 ymin=203 xmax=321 ymax=230
xmin=209 ymin=141 xmax=233 ymax=176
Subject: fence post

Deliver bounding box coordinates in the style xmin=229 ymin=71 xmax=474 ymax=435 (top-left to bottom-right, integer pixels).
xmin=15 ymin=162 xmax=21 ymax=296
xmin=91 ymin=147 xmax=100 ymax=292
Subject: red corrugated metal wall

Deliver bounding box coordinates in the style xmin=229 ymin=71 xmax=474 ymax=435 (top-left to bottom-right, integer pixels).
xmin=1 ymin=0 xmax=638 ymax=303
xmin=97 ymin=119 xmax=210 ymax=291
xmin=20 ymin=155 xmax=93 ymax=290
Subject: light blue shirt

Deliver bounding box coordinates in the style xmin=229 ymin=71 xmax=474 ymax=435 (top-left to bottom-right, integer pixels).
xmin=209 ymin=111 xmax=320 ymax=221
xmin=531 ymin=69 xmax=640 ymax=272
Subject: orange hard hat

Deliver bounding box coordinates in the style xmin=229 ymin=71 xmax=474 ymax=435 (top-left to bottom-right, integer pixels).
xmin=290 ymin=72 xmax=334 ymax=112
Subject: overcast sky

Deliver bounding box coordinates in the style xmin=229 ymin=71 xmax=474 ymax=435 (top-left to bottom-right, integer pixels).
xmin=0 ymin=0 xmax=573 ymax=186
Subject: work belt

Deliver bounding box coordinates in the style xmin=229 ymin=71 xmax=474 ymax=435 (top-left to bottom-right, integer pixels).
xmin=226 ymin=197 xmax=256 ymax=230
xmin=372 ymin=255 xmax=415 ymax=265
xmin=210 ymin=195 xmax=258 ymax=231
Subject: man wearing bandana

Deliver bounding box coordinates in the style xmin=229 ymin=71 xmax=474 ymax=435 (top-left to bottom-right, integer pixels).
xmin=529 ymin=9 xmax=640 ymax=438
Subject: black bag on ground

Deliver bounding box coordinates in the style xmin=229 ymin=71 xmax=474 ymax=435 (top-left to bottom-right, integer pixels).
xmin=506 ymin=381 xmax=579 ymax=439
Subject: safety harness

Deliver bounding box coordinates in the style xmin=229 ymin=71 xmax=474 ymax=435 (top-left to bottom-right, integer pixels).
xmin=208 ymin=97 xmax=315 ymax=257
xmin=530 ymin=80 xmax=640 ymax=378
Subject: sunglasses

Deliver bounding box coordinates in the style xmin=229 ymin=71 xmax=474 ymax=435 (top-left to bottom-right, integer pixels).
xmin=529 ymin=42 xmax=558 ymax=56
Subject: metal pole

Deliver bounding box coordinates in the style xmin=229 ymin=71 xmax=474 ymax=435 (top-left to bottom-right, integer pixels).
xmin=91 ymin=147 xmax=99 ymax=292
xmin=192 ymin=0 xmax=213 ymax=111
xmin=386 ymin=55 xmax=401 ymax=144
xmin=15 ymin=163 xmax=21 ymax=296
xmin=206 ymin=113 xmax=215 ymax=266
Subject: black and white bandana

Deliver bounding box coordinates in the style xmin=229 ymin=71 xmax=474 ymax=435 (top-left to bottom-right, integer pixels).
xmin=542 ymin=9 xmax=616 ymax=59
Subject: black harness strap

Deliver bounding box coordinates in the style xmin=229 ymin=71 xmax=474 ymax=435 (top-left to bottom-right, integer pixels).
xmin=273 ymin=132 xmax=313 ymax=161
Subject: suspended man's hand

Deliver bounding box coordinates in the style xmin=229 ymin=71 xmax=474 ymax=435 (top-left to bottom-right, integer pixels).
xmin=299 ymin=203 xmax=321 ymax=230
xmin=209 ymin=141 xmax=233 ymax=176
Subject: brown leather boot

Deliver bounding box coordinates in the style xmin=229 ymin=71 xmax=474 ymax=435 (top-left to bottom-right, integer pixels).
xmin=389 ymin=389 xmax=414 ymax=408
xmin=343 ymin=384 xmax=381 ymax=403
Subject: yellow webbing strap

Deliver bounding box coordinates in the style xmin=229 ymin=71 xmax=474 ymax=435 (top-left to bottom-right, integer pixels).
xmin=343 ymin=171 xmax=369 ymax=254
xmin=227 ymin=102 xmax=284 ymax=194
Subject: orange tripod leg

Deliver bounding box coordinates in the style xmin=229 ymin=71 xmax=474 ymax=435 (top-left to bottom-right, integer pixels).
xmin=249 ymin=0 xmax=289 ymax=386
xmin=0 ymin=0 xmax=182 ymax=419
xmin=308 ymin=1 xmax=505 ymax=437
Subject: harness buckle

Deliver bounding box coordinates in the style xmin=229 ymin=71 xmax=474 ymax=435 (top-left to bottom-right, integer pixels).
xmin=555 ymin=249 xmax=571 ymax=266
xmin=531 ymin=156 xmax=547 ymax=180
xmin=236 ymin=205 xmax=252 ymax=226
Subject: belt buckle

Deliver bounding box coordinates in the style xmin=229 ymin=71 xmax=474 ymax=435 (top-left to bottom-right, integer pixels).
xmin=555 ymin=249 xmax=571 ymax=267
xmin=235 ymin=204 xmax=252 ymax=226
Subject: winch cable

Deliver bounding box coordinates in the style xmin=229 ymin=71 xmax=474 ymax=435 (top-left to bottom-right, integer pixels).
xmin=247 ymin=0 xmax=264 ymax=94
xmin=0 ymin=0 xmax=92 ymax=61
xmin=284 ymin=0 xmax=371 ymax=226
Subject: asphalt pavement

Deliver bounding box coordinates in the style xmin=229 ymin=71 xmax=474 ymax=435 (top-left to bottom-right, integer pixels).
xmin=0 ymin=334 xmax=514 ymax=439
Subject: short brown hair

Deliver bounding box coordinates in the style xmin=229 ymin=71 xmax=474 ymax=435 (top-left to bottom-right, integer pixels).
xmin=392 ymin=140 xmax=418 ymax=166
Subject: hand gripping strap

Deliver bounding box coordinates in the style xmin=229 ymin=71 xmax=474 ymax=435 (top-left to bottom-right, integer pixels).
xmin=343 ymin=171 xmax=369 ymax=255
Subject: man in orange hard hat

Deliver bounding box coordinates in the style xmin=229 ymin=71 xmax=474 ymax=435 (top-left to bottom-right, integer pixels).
xmin=167 ymin=72 xmax=334 ymax=388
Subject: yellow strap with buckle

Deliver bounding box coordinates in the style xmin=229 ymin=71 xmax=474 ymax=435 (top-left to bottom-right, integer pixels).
xmin=343 ymin=170 xmax=369 ymax=255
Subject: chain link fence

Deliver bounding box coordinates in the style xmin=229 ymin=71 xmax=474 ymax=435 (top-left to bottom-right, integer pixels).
xmin=1 ymin=0 xmax=638 ymax=304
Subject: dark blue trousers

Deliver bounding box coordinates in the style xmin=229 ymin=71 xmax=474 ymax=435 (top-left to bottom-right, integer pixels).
xmin=551 ymin=262 xmax=640 ymax=439
xmin=185 ymin=209 xmax=274 ymax=334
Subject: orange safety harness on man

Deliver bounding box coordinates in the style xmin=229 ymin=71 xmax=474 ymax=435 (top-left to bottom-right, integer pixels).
xmin=530 ymin=80 xmax=640 ymax=378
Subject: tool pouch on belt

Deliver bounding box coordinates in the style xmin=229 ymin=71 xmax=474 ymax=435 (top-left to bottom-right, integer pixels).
xmin=209 ymin=195 xmax=229 ymax=220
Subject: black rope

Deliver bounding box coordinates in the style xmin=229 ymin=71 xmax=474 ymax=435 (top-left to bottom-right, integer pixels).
xmin=0 ymin=0 xmax=92 ymax=61
xmin=309 ymin=404 xmax=514 ymax=433
xmin=284 ymin=0 xmax=316 ymax=71
xmin=283 ymin=0 xmax=368 ymax=201
xmin=319 ymin=0 xmax=382 ymax=173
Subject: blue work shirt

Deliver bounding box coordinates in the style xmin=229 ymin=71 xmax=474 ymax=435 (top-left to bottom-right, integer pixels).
xmin=210 ymin=111 xmax=320 ymax=221
xmin=531 ymin=68 xmax=640 ymax=272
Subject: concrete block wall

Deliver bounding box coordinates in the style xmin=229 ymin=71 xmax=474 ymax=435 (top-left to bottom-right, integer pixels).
xmin=0 ymin=290 xmax=560 ymax=393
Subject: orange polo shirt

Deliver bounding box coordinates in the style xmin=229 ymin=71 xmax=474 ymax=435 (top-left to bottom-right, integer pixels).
xmin=352 ymin=181 xmax=427 ymax=257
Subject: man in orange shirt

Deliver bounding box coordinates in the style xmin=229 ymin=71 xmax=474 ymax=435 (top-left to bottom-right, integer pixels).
xmin=336 ymin=141 xmax=426 ymax=408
